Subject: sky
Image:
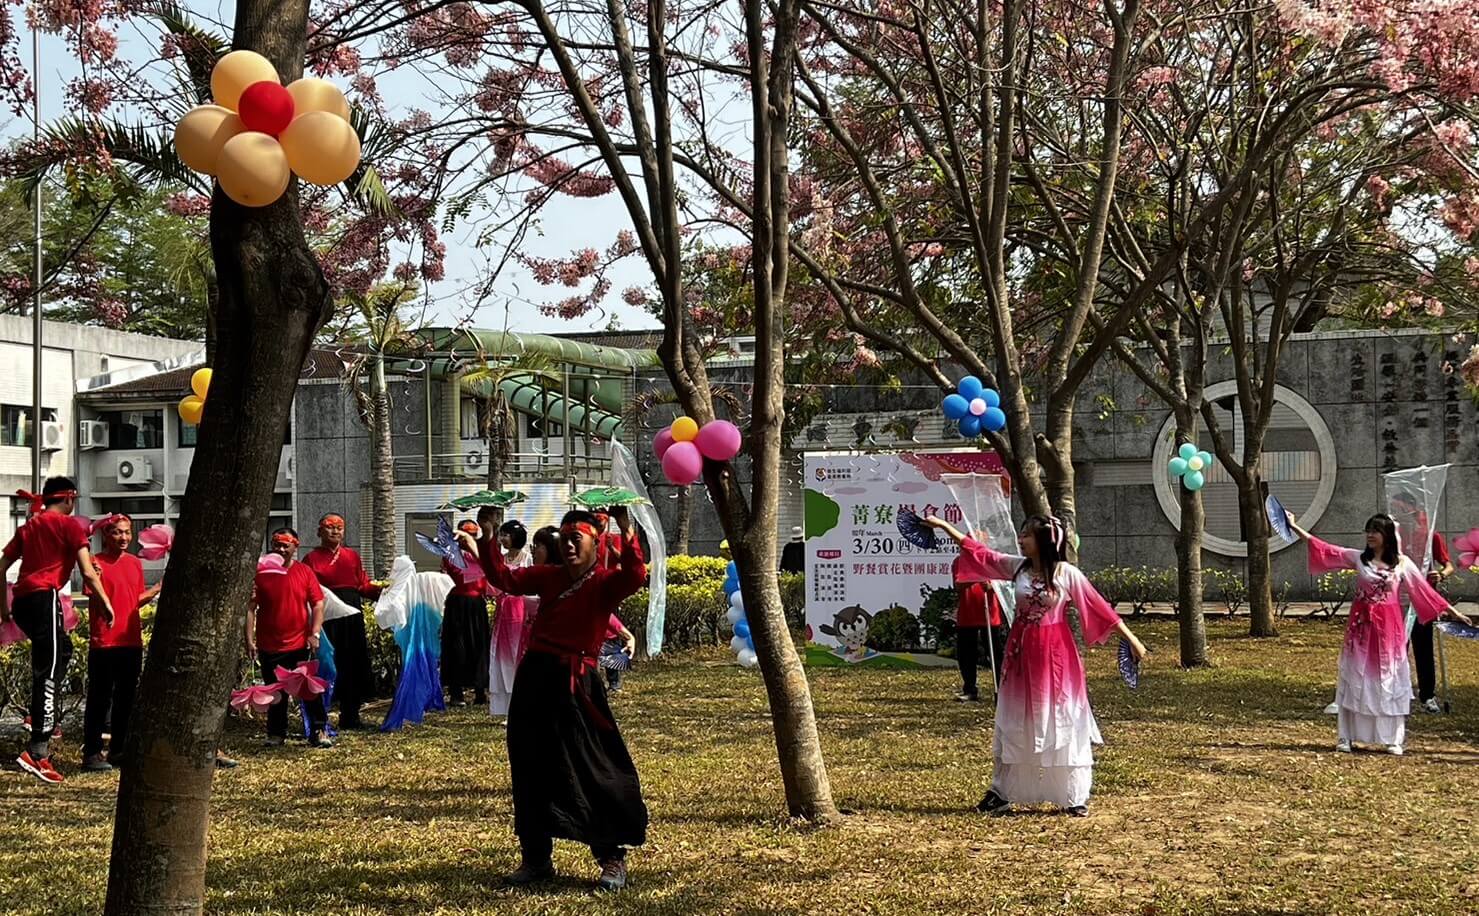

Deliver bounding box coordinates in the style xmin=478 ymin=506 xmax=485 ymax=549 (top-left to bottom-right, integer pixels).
xmin=1 ymin=5 xmax=665 ymax=336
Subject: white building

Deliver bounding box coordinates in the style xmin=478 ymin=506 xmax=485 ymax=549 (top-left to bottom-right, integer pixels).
xmin=0 ymin=315 xmax=198 ymax=546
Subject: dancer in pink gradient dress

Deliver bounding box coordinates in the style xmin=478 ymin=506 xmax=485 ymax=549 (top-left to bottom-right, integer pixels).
xmin=488 ymin=520 xmax=531 ymax=717
xmin=927 ymin=514 xmax=1147 ymax=817
xmin=1286 ymin=512 xmax=1470 ymax=755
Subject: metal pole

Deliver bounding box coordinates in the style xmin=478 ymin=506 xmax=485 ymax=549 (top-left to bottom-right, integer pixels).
xmin=30 ymin=24 xmax=43 ymax=494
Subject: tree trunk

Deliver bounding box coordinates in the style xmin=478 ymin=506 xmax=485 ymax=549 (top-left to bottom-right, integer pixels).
xmin=1174 ymin=423 xmax=1209 ymax=666
xmin=104 ymin=5 xmax=327 ymax=913
xmin=1238 ymin=474 xmax=1277 ymax=637
xmin=368 ymin=351 xmax=396 ymax=577
xmin=673 ymin=485 xmax=691 ymax=554
xmin=484 ymin=395 xmax=510 ymax=526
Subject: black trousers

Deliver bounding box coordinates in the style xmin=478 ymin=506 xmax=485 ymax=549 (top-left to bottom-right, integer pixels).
xmin=84 ymin=647 xmax=143 ymax=760
xmin=957 ymin=625 xmax=1007 ymax=696
xmin=323 ymin=597 xmax=372 ymax=725
xmin=260 ymin=648 xmax=327 ymax=738
xmin=1411 ymin=620 xmax=1437 ymax=702
xmin=13 ymin=590 xmax=72 ymax=756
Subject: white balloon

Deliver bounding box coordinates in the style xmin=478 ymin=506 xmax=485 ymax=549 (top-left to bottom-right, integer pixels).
xmin=738 ymin=649 xmax=759 ymax=668
xmin=729 ymin=590 xmax=744 ymax=611
xmin=730 ymin=635 xmax=747 ymax=654
xmin=725 ymin=606 xmax=744 ymax=626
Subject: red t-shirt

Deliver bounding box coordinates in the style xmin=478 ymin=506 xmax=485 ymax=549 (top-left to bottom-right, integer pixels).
xmin=89 ymin=551 xmax=146 ymax=649
xmin=952 ymin=556 xmax=1003 ymax=628
xmin=444 ymin=552 xmax=487 ymax=598
xmin=604 ymin=613 xmax=624 ymax=641
xmin=302 ymin=545 xmax=380 ymax=597
xmin=3 ymin=510 xmax=88 ymax=597
xmin=253 ymin=562 xmax=324 ymax=653
xmin=1432 ymin=532 xmax=1451 ymax=567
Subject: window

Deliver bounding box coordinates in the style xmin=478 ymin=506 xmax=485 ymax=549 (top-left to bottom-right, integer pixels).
xmin=95 ymin=496 xmax=165 ymax=517
xmin=98 ymin=410 xmax=164 ymax=450
xmin=270 ymin=493 xmax=292 ymax=511
xmin=1 ymin=405 xmax=58 ymax=447
xmin=178 ymin=415 xmax=291 ymax=447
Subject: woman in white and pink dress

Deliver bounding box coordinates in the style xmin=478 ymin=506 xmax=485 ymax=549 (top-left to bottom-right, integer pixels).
xmin=487 ymin=521 xmax=531 ymax=717
xmin=1286 ymin=512 xmax=1470 ymax=755
xmin=927 ymin=514 xmax=1147 ymax=817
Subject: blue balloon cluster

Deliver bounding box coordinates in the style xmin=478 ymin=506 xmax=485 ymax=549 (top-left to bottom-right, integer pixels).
xmin=723 ymin=561 xmax=758 ymax=667
xmin=1169 ymin=442 xmax=1215 ymax=491
xmin=941 ymin=376 xmax=1007 ymax=438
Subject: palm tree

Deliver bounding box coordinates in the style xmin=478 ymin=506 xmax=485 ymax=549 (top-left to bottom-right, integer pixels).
xmin=339 ymin=283 xmax=420 ymax=576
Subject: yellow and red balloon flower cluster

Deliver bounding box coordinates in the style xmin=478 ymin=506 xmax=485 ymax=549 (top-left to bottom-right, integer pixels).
xmin=178 ymin=369 xmax=212 ymax=426
xmin=173 ymin=51 xmax=361 ymax=207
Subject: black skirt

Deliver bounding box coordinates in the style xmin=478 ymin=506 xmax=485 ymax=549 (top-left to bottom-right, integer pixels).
xmin=507 ymin=650 xmax=648 ymax=848
xmin=323 ymin=588 xmax=373 ymax=708
xmin=441 ymin=594 xmax=490 ymax=690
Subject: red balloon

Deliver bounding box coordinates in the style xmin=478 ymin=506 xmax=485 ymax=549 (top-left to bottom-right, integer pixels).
xmin=237 ymin=81 xmax=295 ymax=136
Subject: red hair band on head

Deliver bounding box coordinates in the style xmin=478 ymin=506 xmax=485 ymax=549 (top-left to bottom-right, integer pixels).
xmin=91 ymin=513 xmax=129 ymax=535
xmin=320 ymin=514 xmax=345 ymax=528
xmin=560 ymin=522 xmax=600 ymax=540
xmin=15 ymin=488 xmax=77 ymax=515
xmin=458 ymin=521 xmax=480 ymax=535
xmin=271 ymin=533 xmax=300 ymax=548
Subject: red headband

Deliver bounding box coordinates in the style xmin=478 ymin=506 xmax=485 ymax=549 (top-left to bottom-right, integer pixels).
xmin=458 ymin=521 xmax=481 ymax=535
xmin=16 ymin=488 xmax=77 ymax=515
xmin=271 ymin=532 xmax=300 ymax=548
xmin=91 ymin=513 xmax=129 ymax=535
xmin=320 ymin=514 xmax=345 ymax=528
xmin=560 ymin=522 xmax=600 ymax=540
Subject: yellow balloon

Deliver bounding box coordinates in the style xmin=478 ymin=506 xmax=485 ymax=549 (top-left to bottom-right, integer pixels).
xmin=191 ymin=368 xmax=213 ymax=399
xmin=178 ymin=396 xmax=204 ymax=425
xmin=1187 ymin=456 xmax=1205 ymax=472
xmin=173 ymin=105 xmax=244 ymax=176
xmin=286 ymin=77 xmax=350 ymax=122
xmin=210 ymin=50 xmax=279 ymax=112
xmin=278 ymin=110 xmax=361 ymax=186
xmin=671 ymin=416 xmax=699 ymax=443
xmin=216 ymin=132 xmax=291 ymax=207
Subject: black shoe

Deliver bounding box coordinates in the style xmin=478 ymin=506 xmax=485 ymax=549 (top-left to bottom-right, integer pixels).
xmin=263 ymin=736 xmax=285 ymax=748
xmin=975 ymin=790 xmax=1009 ymax=815
xmin=81 ymin=754 xmax=113 ymax=773
xmin=955 ymin=691 xmax=980 ymax=702
xmin=596 ymin=858 xmax=628 ymax=891
xmin=448 ymin=692 xmax=467 ymax=707
xmin=474 ymin=690 xmax=488 ymax=706
xmin=214 ymin=753 xmax=240 ymax=769
xmin=309 ymin=732 xmax=336 ymax=749
xmin=504 ymin=860 xmax=555 ymax=886
xmin=1063 ymin=805 xmax=1089 ymax=818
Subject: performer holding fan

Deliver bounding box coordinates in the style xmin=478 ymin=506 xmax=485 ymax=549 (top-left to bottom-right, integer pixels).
xmin=1283 ymin=511 xmax=1470 ymax=754
xmin=924 ymin=514 xmax=1146 ymax=817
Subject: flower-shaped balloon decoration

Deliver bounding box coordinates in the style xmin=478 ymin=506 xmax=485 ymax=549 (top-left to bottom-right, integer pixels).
xmin=178 ymin=368 xmax=212 ymax=426
xmin=1455 ymin=528 xmax=1479 ymax=570
xmin=941 ymin=376 xmax=1007 ymax=439
xmin=230 ymin=683 xmax=286 ymax=716
xmin=1169 ymin=442 xmax=1215 ymax=491
xmin=257 ymin=553 xmax=288 ymax=576
xmin=274 ymin=660 xmax=329 ymax=701
xmin=653 ymin=416 xmax=743 ymax=485
xmin=173 ymin=50 xmax=361 ymax=207
xmin=722 ymin=562 xmax=759 ymax=668
xmin=137 ymin=524 xmax=175 ymax=561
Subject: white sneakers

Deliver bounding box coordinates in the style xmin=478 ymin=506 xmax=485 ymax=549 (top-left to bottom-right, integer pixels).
xmin=1335 ymin=740 xmax=1352 ymax=753
xmin=1323 ymin=702 xmax=1339 ymax=715
xmin=1420 ymin=698 xmax=1441 ymax=714
xmin=1386 ymin=745 xmax=1404 ymax=756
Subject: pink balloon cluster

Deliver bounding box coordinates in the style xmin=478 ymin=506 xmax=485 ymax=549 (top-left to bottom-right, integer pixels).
xmin=653 ymin=417 xmax=743 ymax=485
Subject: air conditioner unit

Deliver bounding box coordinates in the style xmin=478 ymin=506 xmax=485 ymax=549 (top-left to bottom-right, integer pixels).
xmin=115 ymin=455 xmax=153 ymax=486
xmin=463 ymin=450 xmax=488 ymax=476
xmin=40 ymin=421 xmax=65 ymax=452
xmin=279 ymin=453 xmax=295 ymax=482
xmin=79 ymin=420 xmax=109 ymax=450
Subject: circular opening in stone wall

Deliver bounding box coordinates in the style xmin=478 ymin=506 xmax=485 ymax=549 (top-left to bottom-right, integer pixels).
xmin=1151 ymin=382 xmax=1337 ymax=558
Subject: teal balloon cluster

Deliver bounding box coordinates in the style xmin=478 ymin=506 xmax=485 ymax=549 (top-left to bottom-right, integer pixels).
xmin=1169 ymin=442 xmax=1215 ymax=491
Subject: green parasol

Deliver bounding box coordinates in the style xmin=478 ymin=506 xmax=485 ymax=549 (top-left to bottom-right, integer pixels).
xmin=440 ymin=489 xmax=527 ymax=510
xmin=571 ymin=486 xmax=650 ymax=508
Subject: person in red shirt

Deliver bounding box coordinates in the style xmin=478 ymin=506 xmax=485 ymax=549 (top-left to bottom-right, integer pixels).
xmin=81 ymin=514 xmax=160 ymax=772
xmin=0 ymin=476 xmax=114 ymax=784
xmin=459 ymin=508 xmax=648 ymax=892
xmin=952 ymin=543 xmax=1007 ymax=703
xmin=442 ymin=519 xmax=491 ymax=707
xmin=598 ymin=613 xmax=636 ymax=693
xmin=246 ymin=527 xmax=332 ymax=748
xmin=301 ymin=513 xmax=381 ymax=730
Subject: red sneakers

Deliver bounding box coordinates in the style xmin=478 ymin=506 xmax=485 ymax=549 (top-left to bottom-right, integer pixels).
xmin=17 ymin=752 xmax=64 ymax=784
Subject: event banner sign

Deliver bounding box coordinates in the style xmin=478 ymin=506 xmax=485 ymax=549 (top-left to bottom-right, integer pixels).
xmin=802 ymin=451 xmax=1007 ymax=667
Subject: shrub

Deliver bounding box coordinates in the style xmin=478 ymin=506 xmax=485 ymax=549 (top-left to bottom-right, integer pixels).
xmin=665 ymin=555 xmax=729 ymax=586
xmin=0 ymin=631 xmax=90 ymax=722
xmin=918 ymin=584 xmax=959 ymax=650
xmin=1092 ymin=566 xmax=1177 ymax=616
xmin=865 ymin=604 xmax=921 ymax=652
xmin=1273 ymin=581 xmax=1295 ymax=618
xmin=1314 ymin=569 xmax=1356 ymax=617
xmin=779 ymin=572 xmax=805 ymax=634
xmin=1207 ymin=568 xmax=1247 ymax=617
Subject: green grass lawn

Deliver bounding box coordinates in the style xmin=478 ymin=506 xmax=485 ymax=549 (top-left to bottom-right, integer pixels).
xmin=2 ymin=619 xmax=1478 ymax=915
